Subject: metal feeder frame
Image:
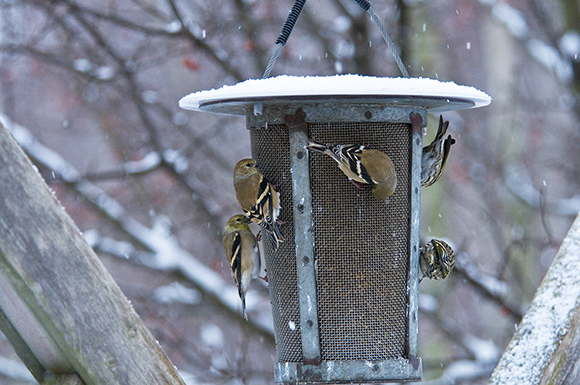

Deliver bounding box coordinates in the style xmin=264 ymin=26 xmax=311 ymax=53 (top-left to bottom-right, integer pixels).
xmin=196 ymin=93 xmax=479 ymax=384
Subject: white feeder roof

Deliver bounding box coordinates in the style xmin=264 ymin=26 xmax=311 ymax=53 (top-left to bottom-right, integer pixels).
xmin=179 ymin=74 xmax=491 ymax=115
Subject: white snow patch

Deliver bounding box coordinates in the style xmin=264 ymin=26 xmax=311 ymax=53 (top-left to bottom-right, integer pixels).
xmin=164 ymin=20 xmax=182 ymax=33
xmin=200 ymin=323 xmax=224 ymax=348
xmin=527 ymin=39 xmax=573 ymax=81
xmin=492 ymin=3 xmax=528 ymax=39
xmin=94 ymin=65 xmax=115 ymax=80
xmin=153 ymin=282 xmax=202 ymax=305
xmin=141 ymin=90 xmax=159 ymax=104
xmin=464 ymin=334 xmax=500 ymax=363
xmin=418 ymin=294 xmax=439 ymax=313
xmin=73 ymin=58 xmax=92 ymax=73
xmin=99 ymin=237 xmax=134 ymax=259
xmin=560 ymin=31 xmax=580 ymax=59
xmin=437 ymin=360 xmax=493 ymax=383
xmin=123 ymin=151 xmax=161 ymax=173
xmin=179 ymin=74 xmax=491 ymax=111
xmin=163 ymin=149 xmax=189 ymax=173
xmin=332 ymin=16 xmax=351 ymax=32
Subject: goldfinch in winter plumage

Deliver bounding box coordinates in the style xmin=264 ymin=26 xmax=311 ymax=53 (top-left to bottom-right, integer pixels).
xmin=223 ymin=214 xmax=261 ymax=319
xmin=419 ymin=239 xmax=455 ymax=282
xmin=307 ymin=141 xmax=397 ymax=200
xmin=233 ymin=158 xmax=284 ymax=249
xmin=421 ymin=115 xmax=456 ymax=187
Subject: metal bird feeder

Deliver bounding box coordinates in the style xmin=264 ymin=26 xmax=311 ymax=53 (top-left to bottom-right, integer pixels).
xmin=180 ymin=75 xmax=490 ymax=383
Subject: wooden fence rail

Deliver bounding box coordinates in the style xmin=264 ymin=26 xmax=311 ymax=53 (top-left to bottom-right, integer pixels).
xmin=490 ymin=212 xmax=580 ymax=385
xmin=0 ymin=121 xmax=185 ymax=384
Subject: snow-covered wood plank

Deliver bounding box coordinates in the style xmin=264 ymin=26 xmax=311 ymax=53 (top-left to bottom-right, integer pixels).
xmin=489 ymin=212 xmax=580 ymax=385
xmin=0 ymin=122 xmax=185 ymax=384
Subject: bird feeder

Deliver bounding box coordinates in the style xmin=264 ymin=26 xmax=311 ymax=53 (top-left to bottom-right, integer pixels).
xmin=180 ymin=75 xmax=490 ymax=384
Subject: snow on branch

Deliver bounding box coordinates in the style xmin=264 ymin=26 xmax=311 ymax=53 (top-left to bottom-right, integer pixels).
xmin=504 ymin=161 xmax=580 ymax=217
xmin=420 ymin=294 xmax=501 ymax=364
xmin=81 ymin=151 xmax=162 ymax=181
xmin=453 ymin=253 xmax=524 ymax=319
xmin=422 ymin=359 xmax=496 ymax=385
xmin=0 ymin=114 xmax=274 ymax=337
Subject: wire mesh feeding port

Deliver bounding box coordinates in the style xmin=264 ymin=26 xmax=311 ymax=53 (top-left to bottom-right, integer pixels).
xmin=179 ymin=75 xmax=491 ymax=384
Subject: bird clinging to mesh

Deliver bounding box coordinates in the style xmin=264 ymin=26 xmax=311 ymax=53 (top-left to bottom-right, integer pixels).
xmin=233 ymin=158 xmax=284 ymax=249
xmin=421 ymin=115 xmax=456 ymax=187
xmin=222 ymin=214 xmax=261 ymax=319
xmin=419 ymin=239 xmax=455 ymax=282
xmin=306 ymin=141 xmax=397 ymax=200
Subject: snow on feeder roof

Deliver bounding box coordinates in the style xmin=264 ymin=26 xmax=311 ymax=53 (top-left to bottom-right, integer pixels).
xmin=180 ymin=74 xmax=490 ymax=384
xmin=179 ymin=74 xmax=491 ymax=115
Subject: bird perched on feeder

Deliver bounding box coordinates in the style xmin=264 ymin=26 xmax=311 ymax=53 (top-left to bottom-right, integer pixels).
xmin=421 ymin=115 xmax=456 ymax=187
xmin=419 ymin=239 xmax=455 ymax=282
xmin=233 ymin=158 xmax=284 ymax=249
xmin=222 ymin=214 xmax=261 ymax=320
xmin=306 ymin=141 xmax=397 ymax=200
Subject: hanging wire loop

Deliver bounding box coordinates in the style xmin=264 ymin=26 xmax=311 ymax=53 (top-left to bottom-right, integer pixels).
xmin=263 ymin=0 xmax=307 ymax=78
xmin=263 ymin=0 xmax=409 ymax=78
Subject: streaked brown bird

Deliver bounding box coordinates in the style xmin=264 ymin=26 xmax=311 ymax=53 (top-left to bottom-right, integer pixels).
xmin=222 ymin=214 xmax=261 ymax=319
xmin=419 ymin=239 xmax=455 ymax=282
xmin=307 ymin=141 xmax=397 ymax=200
xmin=421 ymin=115 xmax=455 ymax=187
xmin=233 ymin=158 xmax=284 ymax=249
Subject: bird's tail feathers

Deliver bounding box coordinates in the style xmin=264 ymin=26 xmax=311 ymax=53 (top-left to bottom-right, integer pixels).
xmin=307 ymin=140 xmax=342 ymax=163
xmin=436 ymin=115 xmax=450 ymax=140
xmin=306 ymin=140 xmax=328 ymax=153
xmin=262 ymin=222 xmax=284 ymax=251
xmin=241 ymin=293 xmax=247 ymax=320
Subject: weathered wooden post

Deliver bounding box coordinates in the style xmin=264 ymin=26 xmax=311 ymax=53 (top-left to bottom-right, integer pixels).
xmin=489 ymin=212 xmax=580 ymax=385
xmin=180 ymin=75 xmax=490 ymax=383
xmin=0 ymin=121 xmax=185 ymax=385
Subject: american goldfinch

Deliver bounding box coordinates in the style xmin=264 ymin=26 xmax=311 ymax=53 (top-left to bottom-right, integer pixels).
xmin=419 ymin=239 xmax=455 ymax=282
xmin=307 ymin=141 xmax=397 ymax=200
xmin=233 ymin=158 xmax=284 ymax=249
xmin=222 ymin=214 xmax=261 ymax=319
xmin=421 ymin=115 xmax=456 ymax=187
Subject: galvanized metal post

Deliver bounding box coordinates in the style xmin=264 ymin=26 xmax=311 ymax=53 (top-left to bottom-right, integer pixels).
xmin=408 ymin=112 xmax=424 ymax=369
xmin=285 ymin=108 xmax=321 ymax=365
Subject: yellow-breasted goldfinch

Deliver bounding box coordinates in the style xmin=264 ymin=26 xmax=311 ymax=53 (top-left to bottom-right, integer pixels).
xmin=233 ymin=158 xmax=284 ymax=249
xmin=421 ymin=115 xmax=456 ymax=187
xmin=307 ymin=141 xmax=397 ymax=200
xmin=419 ymin=239 xmax=455 ymax=282
xmin=222 ymin=214 xmax=261 ymax=319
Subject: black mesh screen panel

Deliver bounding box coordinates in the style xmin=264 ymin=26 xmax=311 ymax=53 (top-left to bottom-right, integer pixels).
xmin=250 ymin=119 xmax=411 ymax=363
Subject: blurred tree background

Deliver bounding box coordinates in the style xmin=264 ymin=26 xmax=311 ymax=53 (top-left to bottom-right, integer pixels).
xmin=1 ymin=0 xmax=580 ymax=384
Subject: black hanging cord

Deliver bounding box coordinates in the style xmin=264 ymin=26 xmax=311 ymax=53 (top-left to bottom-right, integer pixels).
xmin=352 ymin=0 xmax=371 ymax=12
xmin=262 ymin=0 xmax=307 ymax=78
xmin=353 ymin=0 xmax=409 ymax=77
xmin=262 ymin=0 xmax=409 ymax=78
xmin=276 ymin=0 xmax=307 ymax=46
